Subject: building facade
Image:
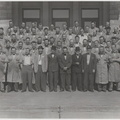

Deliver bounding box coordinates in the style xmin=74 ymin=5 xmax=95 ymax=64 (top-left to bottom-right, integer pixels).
xmin=0 ymin=2 xmax=120 ymax=28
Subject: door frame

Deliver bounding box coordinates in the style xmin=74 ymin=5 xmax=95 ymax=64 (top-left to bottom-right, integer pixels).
xmin=52 ymin=8 xmax=70 ymax=28
xmin=81 ymin=8 xmax=100 ymax=29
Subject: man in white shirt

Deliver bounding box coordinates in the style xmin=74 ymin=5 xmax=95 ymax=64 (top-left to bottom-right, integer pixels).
xmin=21 ymin=48 xmax=34 ymax=92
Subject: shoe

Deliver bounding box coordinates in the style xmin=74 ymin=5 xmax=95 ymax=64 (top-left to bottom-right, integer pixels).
xmin=89 ymin=90 xmax=94 ymax=92
xmin=29 ymin=90 xmax=34 ymax=92
xmin=54 ymin=89 xmax=57 ymax=92
xmin=14 ymin=90 xmax=18 ymax=92
xmin=60 ymin=89 xmax=64 ymax=92
xmin=1 ymin=90 xmax=5 ymax=93
xmin=83 ymin=89 xmax=87 ymax=92
xmin=21 ymin=90 xmax=26 ymax=92
xmin=49 ymin=90 xmax=53 ymax=92
xmin=66 ymin=89 xmax=71 ymax=92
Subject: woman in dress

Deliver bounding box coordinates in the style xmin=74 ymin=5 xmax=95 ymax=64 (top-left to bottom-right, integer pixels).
xmin=7 ymin=47 xmax=21 ymax=92
xmin=0 ymin=45 xmax=7 ymax=92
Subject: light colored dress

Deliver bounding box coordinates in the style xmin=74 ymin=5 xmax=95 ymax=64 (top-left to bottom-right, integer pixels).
xmin=7 ymin=54 xmax=21 ymax=83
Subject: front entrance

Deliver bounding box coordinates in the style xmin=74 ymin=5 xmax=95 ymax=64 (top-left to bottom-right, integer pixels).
xmin=81 ymin=8 xmax=99 ymax=29
xmin=52 ymin=8 xmax=70 ymax=29
xmin=22 ymin=8 xmax=41 ymax=27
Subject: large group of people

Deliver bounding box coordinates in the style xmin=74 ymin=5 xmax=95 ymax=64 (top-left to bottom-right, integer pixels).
xmin=0 ymin=20 xmax=120 ymax=92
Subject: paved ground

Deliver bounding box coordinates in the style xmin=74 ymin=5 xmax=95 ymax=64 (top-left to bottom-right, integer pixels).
xmin=0 ymin=88 xmax=120 ymax=118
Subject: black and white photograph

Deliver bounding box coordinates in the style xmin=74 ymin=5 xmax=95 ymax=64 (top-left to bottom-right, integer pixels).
xmin=0 ymin=0 xmax=120 ymax=119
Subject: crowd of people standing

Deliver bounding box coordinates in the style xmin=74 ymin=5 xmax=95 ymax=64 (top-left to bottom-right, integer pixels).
xmin=0 ymin=20 xmax=120 ymax=92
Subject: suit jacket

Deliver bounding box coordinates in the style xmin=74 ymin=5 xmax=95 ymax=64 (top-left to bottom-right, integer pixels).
xmin=82 ymin=53 xmax=97 ymax=73
xmin=58 ymin=53 xmax=72 ymax=73
xmin=72 ymin=53 xmax=82 ymax=73
xmin=33 ymin=53 xmax=48 ymax=73
xmin=48 ymin=53 xmax=59 ymax=72
xmin=72 ymin=26 xmax=81 ymax=35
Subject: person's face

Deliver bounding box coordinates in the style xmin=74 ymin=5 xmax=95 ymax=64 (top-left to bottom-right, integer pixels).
xmin=62 ymin=34 xmax=66 ymax=40
xmin=63 ymin=48 xmax=68 ymax=54
xmin=76 ymin=50 xmax=80 ymax=55
xmin=94 ymin=41 xmax=99 ymax=46
xmin=25 ymin=49 xmax=30 ymax=55
xmin=106 ymin=22 xmax=110 ymax=27
xmin=11 ymin=48 xmax=16 ymax=55
xmin=50 ymin=38 xmax=55 ymax=44
xmin=44 ymin=40 xmax=49 ymax=46
xmin=37 ymin=37 xmax=42 ymax=44
xmin=38 ymin=24 xmax=43 ymax=29
xmin=9 ymin=22 xmax=13 ymax=27
xmin=99 ymin=25 xmax=103 ymax=31
xmin=99 ymin=37 xmax=104 ymax=43
xmin=99 ymin=47 xmax=104 ymax=53
xmin=51 ymin=49 xmax=55 ymax=54
xmin=13 ymin=27 xmax=17 ymax=32
xmin=106 ymin=29 xmax=110 ymax=33
xmin=91 ymin=23 xmax=95 ymax=28
xmin=0 ymin=29 xmax=3 ymax=34
xmin=75 ymin=22 xmax=79 ymax=27
xmin=6 ymin=41 xmax=10 ymax=47
xmin=26 ymin=38 xmax=30 ymax=44
xmin=63 ymin=24 xmax=67 ymax=30
xmin=18 ymin=42 xmax=23 ymax=48
xmin=69 ymin=29 xmax=73 ymax=34
xmin=111 ymin=45 xmax=116 ymax=51
xmin=70 ymin=41 xmax=74 ymax=46
xmin=83 ymin=40 xmax=87 ymax=46
xmin=81 ymin=29 xmax=84 ymax=35
xmin=50 ymin=25 xmax=54 ymax=30
xmin=87 ymin=48 xmax=92 ymax=53
xmin=26 ymin=27 xmax=30 ymax=33
xmin=32 ymin=28 xmax=36 ymax=34
xmin=56 ymin=28 xmax=60 ymax=33
xmin=112 ymin=39 xmax=117 ymax=44
xmin=57 ymin=41 xmax=62 ymax=46
xmin=32 ymin=23 xmax=35 ymax=27
xmin=85 ymin=26 xmax=89 ymax=33
xmin=38 ymin=48 xmax=43 ymax=54
xmin=11 ymin=35 xmax=16 ymax=42
xmin=44 ymin=29 xmax=48 ymax=34
xmin=32 ymin=43 xmax=36 ymax=49
xmin=75 ymin=37 xmax=79 ymax=43
xmin=21 ymin=23 xmax=25 ymax=28
xmin=88 ymin=35 xmax=92 ymax=41
xmin=106 ymin=42 xmax=111 ymax=47
xmin=19 ymin=29 xmax=23 ymax=33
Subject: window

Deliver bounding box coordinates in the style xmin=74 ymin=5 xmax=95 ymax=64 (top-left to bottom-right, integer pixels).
xmin=81 ymin=9 xmax=99 ymax=28
xmin=22 ymin=8 xmax=41 ymax=27
xmin=52 ymin=9 xmax=70 ymax=29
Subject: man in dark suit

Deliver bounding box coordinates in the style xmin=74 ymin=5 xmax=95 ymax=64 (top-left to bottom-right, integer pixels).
xmin=82 ymin=45 xmax=97 ymax=92
xmin=58 ymin=46 xmax=72 ymax=92
xmin=72 ymin=47 xmax=82 ymax=91
xmin=48 ymin=46 xmax=59 ymax=92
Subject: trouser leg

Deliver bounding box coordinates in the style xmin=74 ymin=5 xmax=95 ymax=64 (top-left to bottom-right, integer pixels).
xmin=41 ymin=72 xmax=47 ymax=92
xmin=35 ymin=67 xmax=41 ymax=91
xmin=77 ymin=73 xmax=82 ymax=91
xmin=53 ymin=71 xmax=58 ymax=91
xmin=65 ymin=73 xmax=71 ymax=91
xmin=21 ymin=67 xmax=27 ymax=91
xmin=14 ymin=82 xmax=19 ymax=92
xmin=89 ymin=74 xmax=94 ymax=91
xmin=102 ymin=84 xmax=107 ymax=92
xmin=83 ymin=72 xmax=89 ymax=91
xmin=60 ymin=73 xmax=65 ymax=91
xmin=98 ymin=84 xmax=102 ymax=91
xmin=72 ymin=72 xmax=77 ymax=91
xmin=28 ymin=67 xmax=33 ymax=91
xmin=108 ymin=82 xmax=113 ymax=91
xmin=48 ymin=71 xmax=53 ymax=91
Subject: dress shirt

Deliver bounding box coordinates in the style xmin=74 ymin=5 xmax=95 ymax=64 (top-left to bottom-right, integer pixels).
xmin=87 ymin=54 xmax=90 ymax=65
xmin=24 ymin=55 xmax=31 ymax=65
xmin=38 ymin=55 xmax=42 ymax=65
